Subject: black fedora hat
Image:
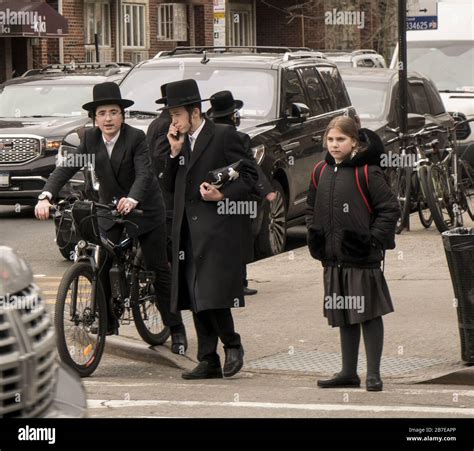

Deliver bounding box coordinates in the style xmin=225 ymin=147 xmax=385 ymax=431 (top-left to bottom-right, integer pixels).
xmin=206 ymin=90 xmax=243 ymax=118
xmin=160 ymin=79 xmax=208 ymax=110
xmin=82 ymin=82 xmax=134 ymax=112
xmin=155 ymin=83 xmax=169 ymax=105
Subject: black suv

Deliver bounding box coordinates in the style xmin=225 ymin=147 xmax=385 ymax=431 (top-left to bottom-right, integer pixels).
xmin=119 ymin=46 xmax=357 ymax=257
xmin=0 ymin=63 xmax=131 ymax=206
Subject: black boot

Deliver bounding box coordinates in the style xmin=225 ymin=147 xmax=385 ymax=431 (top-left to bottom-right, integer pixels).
xmin=317 ymin=372 xmax=361 ymax=388
xmin=223 ymin=346 xmax=244 ymax=377
xmin=170 ymin=325 xmax=187 ymax=355
xmin=182 ymin=361 xmax=223 ymax=380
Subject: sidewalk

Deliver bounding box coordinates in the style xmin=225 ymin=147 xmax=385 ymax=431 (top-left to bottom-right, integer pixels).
xmin=106 ymin=216 xmax=474 ymax=385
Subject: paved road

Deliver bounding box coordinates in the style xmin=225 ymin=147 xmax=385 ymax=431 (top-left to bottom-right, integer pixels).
xmin=2 ymin=204 xmax=474 ymax=420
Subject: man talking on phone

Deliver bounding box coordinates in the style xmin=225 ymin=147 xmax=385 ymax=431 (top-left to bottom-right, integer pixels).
xmin=163 ymin=79 xmax=257 ymax=379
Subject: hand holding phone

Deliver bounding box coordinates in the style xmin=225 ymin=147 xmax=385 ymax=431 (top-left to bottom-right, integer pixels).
xmin=168 ymin=124 xmax=184 ymax=156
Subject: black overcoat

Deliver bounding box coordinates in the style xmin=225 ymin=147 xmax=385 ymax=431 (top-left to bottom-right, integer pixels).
xmin=44 ymin=124 xmax=165 ymax=236
xmin=163 ymin=119 xmax=258 ymax=313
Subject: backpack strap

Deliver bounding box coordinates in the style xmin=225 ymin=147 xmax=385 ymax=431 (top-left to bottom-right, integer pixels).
xmin=355 ymin=164 xmax=373 ymax=214
xmin=311 ymin=160 xmax=328 ymax=189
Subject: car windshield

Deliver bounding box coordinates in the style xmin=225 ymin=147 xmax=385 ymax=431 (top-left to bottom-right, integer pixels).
xmin=120 ymin=66 xmax=277 ymax=120
xmin=407 ymin=41 xmax=474 ymax=92
xmin=0 ymin=84 xmax=93 ymax=118
xmin=342 ymin=80 xmax=389 ymax=120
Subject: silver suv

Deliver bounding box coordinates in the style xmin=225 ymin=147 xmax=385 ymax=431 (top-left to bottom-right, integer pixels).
xmin=0 ymin=246 xmax=87 ymax=418
xmin=324 ymin=50 xmax=387 ymax=69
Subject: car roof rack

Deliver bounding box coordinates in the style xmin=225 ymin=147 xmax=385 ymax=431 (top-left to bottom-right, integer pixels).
xmin=319 ymin=49 xmax=379 ymax=56
xmin=282 ymin=51 xmax=327 ymax=62
xmin=154 ymin=45 xmax=314 ymax=58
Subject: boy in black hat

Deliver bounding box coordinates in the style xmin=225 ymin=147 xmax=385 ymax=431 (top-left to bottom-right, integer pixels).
xmin=35 ymin=82 xmax=187 ymax=352
xmin=207 ymin=90 xmax=276 ymax=296
xmin=162 ymin=79 xmax=258 ymax=379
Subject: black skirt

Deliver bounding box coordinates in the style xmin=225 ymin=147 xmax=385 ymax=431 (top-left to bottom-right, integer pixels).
xmin=323 ymin=266 xmax=394 ymax=327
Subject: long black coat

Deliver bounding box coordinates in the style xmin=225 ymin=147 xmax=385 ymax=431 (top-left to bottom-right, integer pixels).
xmin=146 ymin=110 xmax=174 ymax=218
xmin=44 ymin=124 xmax=165 ymax=236
xmin=305 ymin=128 xmax=400 ymax=269
xmin=163 ymin=119 xmax=258 ymax=313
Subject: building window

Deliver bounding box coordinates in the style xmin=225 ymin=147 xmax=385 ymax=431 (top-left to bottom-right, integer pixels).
xmin=157 ymin=3 xmax=187 ymax=41
xmin=84 ymin=1 xmax=111 ymax=47
xmin=123 ymin=3 xmax=146 ymax=48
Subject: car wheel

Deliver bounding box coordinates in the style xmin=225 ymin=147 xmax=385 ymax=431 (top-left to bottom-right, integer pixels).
xmin=256 ymin=180 xmax=287 ymax=258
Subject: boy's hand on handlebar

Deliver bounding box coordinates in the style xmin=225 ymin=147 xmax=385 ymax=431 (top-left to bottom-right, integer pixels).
xmin=117 ymin=197 xmax=137 ymax=215
xmin=35 ymin=199 xmax=53 ymax=220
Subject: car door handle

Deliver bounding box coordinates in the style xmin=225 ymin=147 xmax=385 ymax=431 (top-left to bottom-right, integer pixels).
xmin=312 ymin=135 xmax=322 ymax=143
xmin=281 ymin=142 xmax=300 ymax=152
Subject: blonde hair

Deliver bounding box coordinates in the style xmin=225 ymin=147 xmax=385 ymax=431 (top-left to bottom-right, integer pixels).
xmin=323 ymin=116 xmax=360 ymax=150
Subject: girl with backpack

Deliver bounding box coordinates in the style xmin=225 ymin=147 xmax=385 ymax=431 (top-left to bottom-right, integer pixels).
xmin=306 ymin=116 xmax=400 ymax=391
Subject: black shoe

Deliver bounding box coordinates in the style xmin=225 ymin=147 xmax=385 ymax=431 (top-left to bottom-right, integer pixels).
xmin=171 ymin=329 xmax=188 ymax=355
xmin=366 ymin=375 xmax=383 ymax=392
xmin=223 ymin=346 xmax=244 ymax=377
xmin=243 ymin=287 xmax=258 ymax=296
xmin=182 ymin=361 xmax=223 ymax=380
xmin=317 ymin=372 xmax=361 ymax=388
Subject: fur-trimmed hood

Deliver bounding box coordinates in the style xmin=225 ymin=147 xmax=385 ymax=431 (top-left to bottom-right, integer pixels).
xmin=325 ymin=128 xmax=384 ymax=167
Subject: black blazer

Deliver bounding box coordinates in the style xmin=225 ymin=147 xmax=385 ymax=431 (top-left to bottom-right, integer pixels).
xmin=44 ymin=123 xmax=165 ymax=236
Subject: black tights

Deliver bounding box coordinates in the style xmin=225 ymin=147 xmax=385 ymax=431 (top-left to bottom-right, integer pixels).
xmin=339 ymin=316 xmax=384 ymax=378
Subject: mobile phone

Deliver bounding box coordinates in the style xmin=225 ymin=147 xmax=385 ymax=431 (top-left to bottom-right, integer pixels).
xmin=173 ymin=131 xmax=181 ymax=140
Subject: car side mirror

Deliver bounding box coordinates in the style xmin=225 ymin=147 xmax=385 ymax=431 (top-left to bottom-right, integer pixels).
xmin=287 ymin=102 xmax=310 ymax=124
xmin=407 ymin=113 xmax=426 ymax=131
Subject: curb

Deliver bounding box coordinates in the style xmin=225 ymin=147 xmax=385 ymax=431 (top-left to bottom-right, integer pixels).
xmin=105 ymin=336 xmax=196 ymax=371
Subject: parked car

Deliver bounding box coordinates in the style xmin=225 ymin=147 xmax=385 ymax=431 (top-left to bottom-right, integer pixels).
xmin=324 ymin=50 xmax=387 ymax=69
xmin=0 ymin=63 xmax=131 ymax=207
xmin=0 ymin=245 xmax=87 ymax=418
xmin=117 ymin=46 xmax=357 ymax=257
xmin=389 ymin=0 xmax=474 ymax=166
xmin=339 ymin=68 xmax=454 ymax=149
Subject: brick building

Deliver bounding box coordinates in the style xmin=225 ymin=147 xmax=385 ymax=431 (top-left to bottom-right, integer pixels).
xmin=0 ymin=0 xmax=396 ymax=83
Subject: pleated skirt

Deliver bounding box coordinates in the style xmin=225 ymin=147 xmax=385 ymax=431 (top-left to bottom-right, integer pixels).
xmin=323 ymin=266 xmax=394 ymax=327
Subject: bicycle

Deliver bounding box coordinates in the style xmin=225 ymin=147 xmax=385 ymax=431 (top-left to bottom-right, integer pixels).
xmin=385 ymin=123 xmax=447 ymax=233
xmin=53 ymin=198 xmax=171 ymax=377
xmin=420 ymin=118 xmax=474 ymax=233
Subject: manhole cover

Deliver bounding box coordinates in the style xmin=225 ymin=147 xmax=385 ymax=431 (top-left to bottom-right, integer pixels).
xmin=246 ymin=351 xmax=450 ymax=377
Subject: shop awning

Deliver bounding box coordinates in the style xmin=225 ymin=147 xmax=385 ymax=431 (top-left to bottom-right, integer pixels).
xmin=0 ymin=0 xmax=68 ymax=38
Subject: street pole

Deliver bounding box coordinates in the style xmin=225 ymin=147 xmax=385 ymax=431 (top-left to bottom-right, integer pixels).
xmin=398 ymin=0 xmax=410 ymax=231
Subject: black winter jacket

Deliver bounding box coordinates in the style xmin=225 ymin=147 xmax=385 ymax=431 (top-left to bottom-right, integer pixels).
xmin=305 ymin=128 xmax=400 ymax=269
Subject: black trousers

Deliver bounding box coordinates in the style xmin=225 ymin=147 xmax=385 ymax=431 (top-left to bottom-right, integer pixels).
xmin=192 ymin=309 xmax=241 ymax=365
xmin=99 ymin=222 xmax=182 ymax=328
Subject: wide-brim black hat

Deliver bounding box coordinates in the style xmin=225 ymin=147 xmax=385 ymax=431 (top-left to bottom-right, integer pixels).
xmin=159 ymin=79 xmax=208 ymax=110
xmin=155 ymin=83 xmax=169 ymax=105
xmin=82 ymin=81 xmax=134 ymax=112
xmin=206 ymin=90 xmax=243 ymax=118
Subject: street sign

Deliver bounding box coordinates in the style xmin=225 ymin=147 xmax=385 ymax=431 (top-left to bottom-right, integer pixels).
xmin=407 ymin=0 xmax=438 ymax=30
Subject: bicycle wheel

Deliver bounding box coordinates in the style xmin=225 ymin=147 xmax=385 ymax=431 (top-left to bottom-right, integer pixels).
xmin=54 ymin=261 xmax=107 ymax=377
xmin=416 ymin=166 xmax=433 ymax=228
xmin=388 ymin=167 xmax=412 ymax=234
xmin=131 ymin=257 xmax=170 ymax=346
xmin=420 ymin=164 xmax=457 ymax=233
